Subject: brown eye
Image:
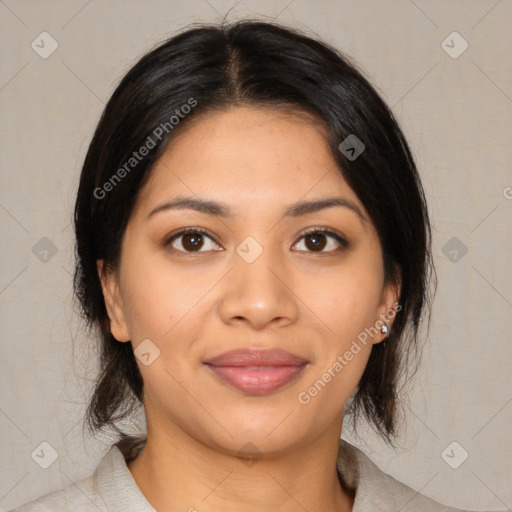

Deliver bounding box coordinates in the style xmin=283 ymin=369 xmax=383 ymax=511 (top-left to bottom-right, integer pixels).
xmin=304 ymin=233 xmax=327 ymax=251
xmin=293 ymin=229 xmax=348 ymax=253
xmin=181 ymin=232 xmax=205 ymax=251
xmin=165 ymin=229 xmax=222 ymax=253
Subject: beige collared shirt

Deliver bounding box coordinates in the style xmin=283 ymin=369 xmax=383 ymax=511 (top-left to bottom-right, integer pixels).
xmin=9 ymin=437 xmax=495 ymax=511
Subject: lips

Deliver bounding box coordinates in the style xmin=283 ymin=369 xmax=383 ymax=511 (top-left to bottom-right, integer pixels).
xmin=204 ymin=348 xmax=308 ymax=367
xmin=204 ymin=348 xmax=308 ymax=395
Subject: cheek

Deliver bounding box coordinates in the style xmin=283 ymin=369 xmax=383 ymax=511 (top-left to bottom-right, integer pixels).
xmin=300 ymin=284 xmax=378 ymax=417
xmin=308 ymin=261 xmax=383 ymax=341
xmin=118 ymin=248 xmax=204 ymax=342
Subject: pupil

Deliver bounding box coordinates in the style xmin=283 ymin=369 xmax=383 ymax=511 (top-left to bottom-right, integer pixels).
xmin=184 ymin=233 xmax=203 ymax=251
xmin=307 ymin=234 xmax=326 ymax=251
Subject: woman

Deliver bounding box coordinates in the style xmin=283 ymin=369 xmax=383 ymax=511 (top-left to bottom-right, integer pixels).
xmin=11 ymin=20 xmax=498 ymax=512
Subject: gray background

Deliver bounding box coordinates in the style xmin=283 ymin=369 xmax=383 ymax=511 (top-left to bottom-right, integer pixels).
xmin=1 ymin=0 xmax=511 ymax=510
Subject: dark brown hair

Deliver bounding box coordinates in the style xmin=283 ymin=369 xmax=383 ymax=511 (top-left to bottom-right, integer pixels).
xmin=74 ymin=19 xmax=435 ymax=449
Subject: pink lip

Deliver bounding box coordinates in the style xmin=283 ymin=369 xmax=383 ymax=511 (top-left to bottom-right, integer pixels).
xmin=204 ymin=348 xmax=308 ymax=367
xmin=204 ymin=349 xmax=309 ymax=395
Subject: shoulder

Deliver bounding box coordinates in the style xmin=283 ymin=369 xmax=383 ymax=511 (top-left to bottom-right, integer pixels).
xmin=8 ymin=437 xmax=153 ymax=512
xmin=7 ymin=488 xmax=66 ymax=512
xmin=337 ymin=438 xmax=500 ymax=512
xmin=6 ymin=472 xmax=105 ymax=512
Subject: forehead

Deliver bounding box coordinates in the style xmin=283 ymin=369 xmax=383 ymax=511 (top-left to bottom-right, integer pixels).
xmin=134 ymin=106 xmax=364 ymax=217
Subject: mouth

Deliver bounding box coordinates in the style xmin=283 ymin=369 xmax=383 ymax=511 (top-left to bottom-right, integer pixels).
xmin=203 ymin=348 xmax=309 ymax=395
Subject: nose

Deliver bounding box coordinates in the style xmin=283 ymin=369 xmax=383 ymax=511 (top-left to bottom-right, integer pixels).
xmin=218 ymin=244 xmax=299 ymax=331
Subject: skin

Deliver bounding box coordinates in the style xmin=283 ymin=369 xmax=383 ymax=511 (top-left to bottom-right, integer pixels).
xmin=98 ymin=106 xmax=401 ymax=512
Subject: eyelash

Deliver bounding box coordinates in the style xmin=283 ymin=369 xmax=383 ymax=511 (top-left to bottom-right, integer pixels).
xmin=163 ymin=227 xmax=349 ymax=254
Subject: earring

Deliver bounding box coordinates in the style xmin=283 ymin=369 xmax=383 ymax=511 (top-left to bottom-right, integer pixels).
xmin=381 ymin=323 xmax=389 ymax=348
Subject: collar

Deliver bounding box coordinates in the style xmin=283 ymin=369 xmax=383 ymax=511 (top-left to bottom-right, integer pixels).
xmin=90 ymin=435 xmax=454 ymax=511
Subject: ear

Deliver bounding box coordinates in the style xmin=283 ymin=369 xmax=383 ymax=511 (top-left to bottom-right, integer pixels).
xmin=373 ymin=266 xmax=402 ymax=345
xmin=97 ymin=259 xmax=130 ymax=342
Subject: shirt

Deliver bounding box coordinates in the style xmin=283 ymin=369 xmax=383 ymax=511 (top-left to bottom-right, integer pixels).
xmin=9 ymin=436 xmax=496 ymax=512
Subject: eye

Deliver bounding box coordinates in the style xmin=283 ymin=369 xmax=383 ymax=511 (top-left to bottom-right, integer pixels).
xmin=164 ymin=227 xmax=348 ymax=254
xmin=164 ymin=228 xmax=222 ymax=253
xmin=292 ymin=228 xmax=348 ymax=253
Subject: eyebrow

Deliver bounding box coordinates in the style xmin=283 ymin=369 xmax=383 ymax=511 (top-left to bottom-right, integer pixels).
xmin=147 ymin=195 xmax=366 ymax=223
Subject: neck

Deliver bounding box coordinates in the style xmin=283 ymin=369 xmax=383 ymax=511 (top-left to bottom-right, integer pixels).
xmin=127 ymin=423 xmax=355 ymax=512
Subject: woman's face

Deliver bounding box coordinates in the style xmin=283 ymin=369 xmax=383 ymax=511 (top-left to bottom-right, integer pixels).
xmin=99 ymin=106 xmax=400 ymax=456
